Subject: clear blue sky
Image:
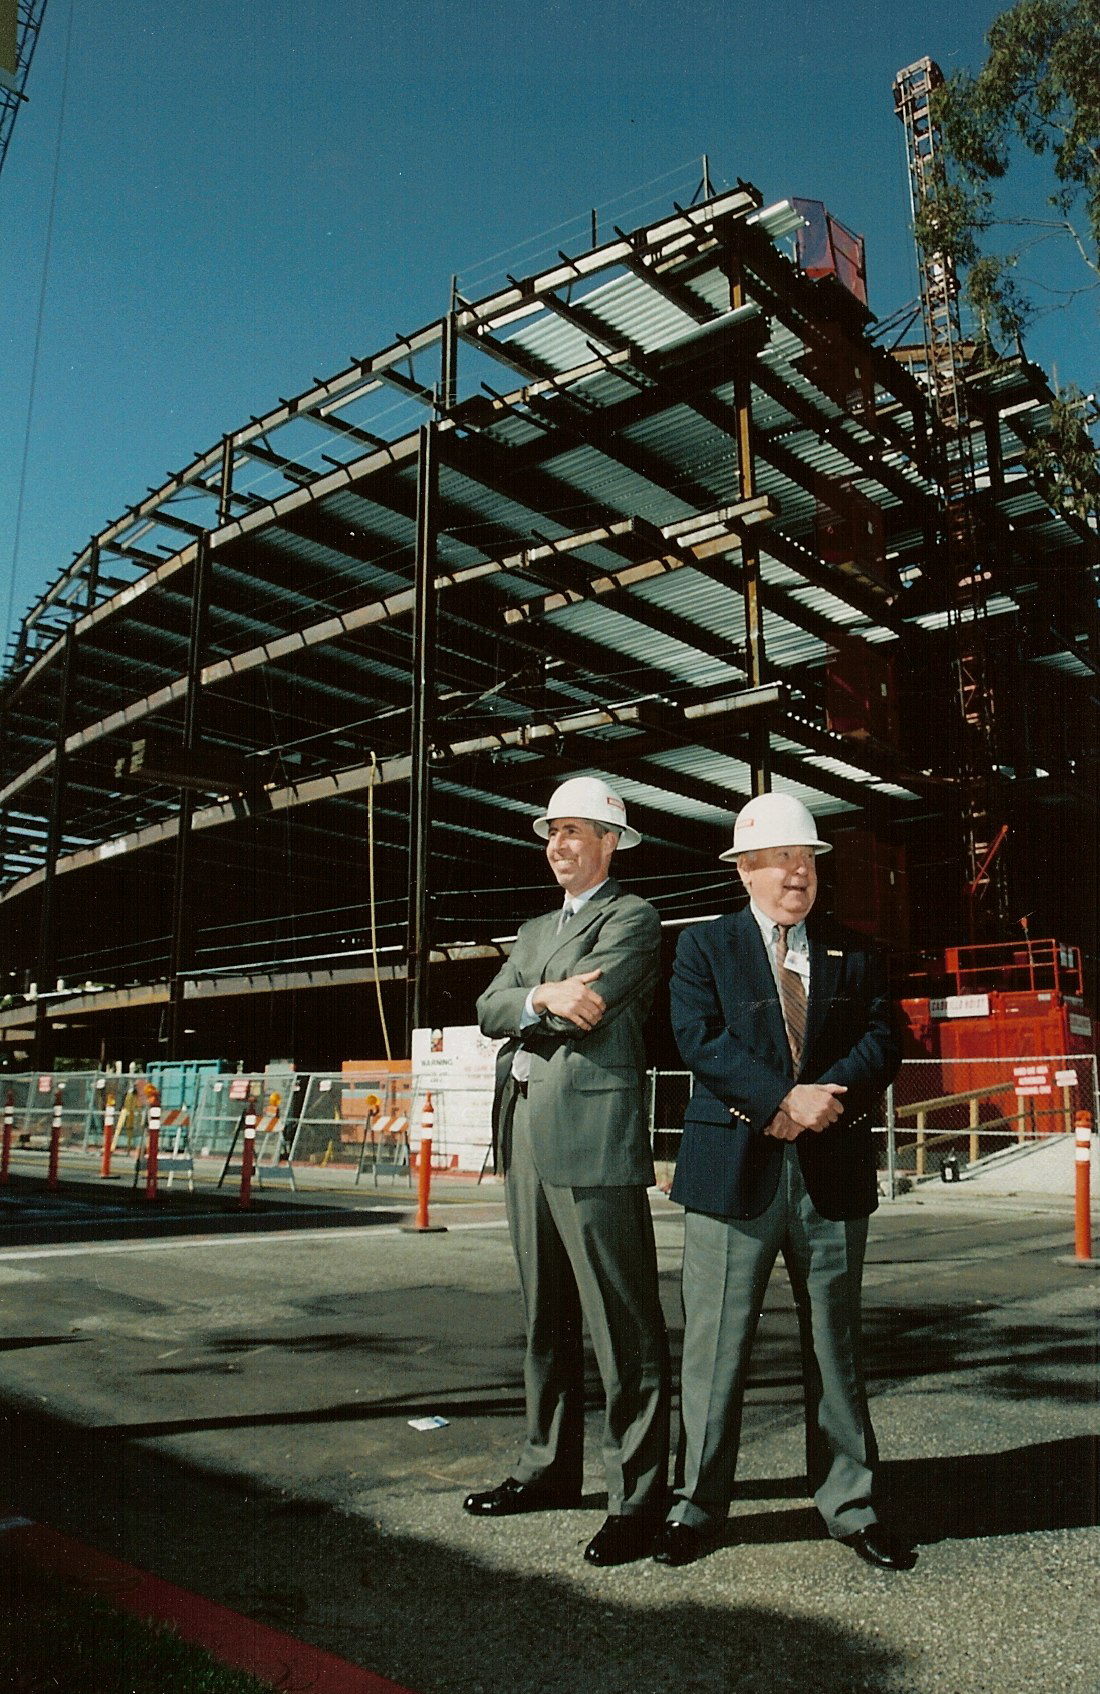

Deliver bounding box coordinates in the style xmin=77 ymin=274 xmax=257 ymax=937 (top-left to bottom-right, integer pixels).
xmin=2 ymin=0 xmax=1095 ymax=647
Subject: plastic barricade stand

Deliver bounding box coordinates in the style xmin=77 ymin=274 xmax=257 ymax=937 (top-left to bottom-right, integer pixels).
xmin=113 ymin=1083 xmax=143 ymax=1154
xmin=250 ymin=1093 xmax=297 ymax=1189
xmin=355 ymin=1100 xmax=411 ymax=1187
xmin=150 ymin=1106 xmax=195 ymax=1192
xmin=218 ymin=1100 xmax=295 ymax=1192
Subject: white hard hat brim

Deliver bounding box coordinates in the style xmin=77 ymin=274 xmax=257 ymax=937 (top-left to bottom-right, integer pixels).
xmin=534 ymin=815 xmax=641 ymax=849
xmin=719 ymin=836 xmax=831 ymax=862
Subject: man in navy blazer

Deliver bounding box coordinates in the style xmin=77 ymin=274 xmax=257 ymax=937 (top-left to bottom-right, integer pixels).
xmin=652 ymin=792 xmax=914 ymax=1571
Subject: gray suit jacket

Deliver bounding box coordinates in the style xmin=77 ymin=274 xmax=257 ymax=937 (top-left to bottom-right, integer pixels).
xmin=476 ymin=878 xmax=662 ymax=1187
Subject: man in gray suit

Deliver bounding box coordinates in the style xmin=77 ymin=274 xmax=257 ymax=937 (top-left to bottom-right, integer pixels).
xmin=464 ymin=775 xmax=670 ymax=1566
xmin=652 ymin=791 xmax=914 ymax=1571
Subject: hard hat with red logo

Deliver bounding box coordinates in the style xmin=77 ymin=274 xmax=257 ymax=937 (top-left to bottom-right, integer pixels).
xmin=719 ymin=791 xmax=831 ymax=862
xmin=533 ymin=776 xmax=640 ymax=849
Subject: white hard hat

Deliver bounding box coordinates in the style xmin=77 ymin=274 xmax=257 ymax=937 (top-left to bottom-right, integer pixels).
xmin=719 ymin=792 xmax=831 ymax=862
xmin=533 ymin=776 xmax=640 ymax=849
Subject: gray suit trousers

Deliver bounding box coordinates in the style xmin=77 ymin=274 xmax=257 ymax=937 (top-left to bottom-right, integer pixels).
xmin=670 ymin=1145 xmax=878 ymax=1538
xmin=505 ymin=1095 xmax=669 ymax=1516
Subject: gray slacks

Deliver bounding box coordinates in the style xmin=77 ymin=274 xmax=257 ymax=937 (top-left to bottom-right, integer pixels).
xmin=504 ymin=1094 xmax=669 ymax=1516
xmin=669 ymin=1144 xmax=878 ymax=1538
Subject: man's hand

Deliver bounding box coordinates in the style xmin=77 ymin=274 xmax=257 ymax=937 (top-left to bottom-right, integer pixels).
xmin=781 ymin=1083 xmax=847 ymax=1133
xmin=532 ymin=969 xmax=606 ymax=1030
xmin=763 ymin=1108 xmax=802 ymax=1141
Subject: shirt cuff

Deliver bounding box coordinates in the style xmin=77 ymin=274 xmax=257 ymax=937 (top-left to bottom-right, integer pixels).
xmin=519 ymin=989 xmax=541 ymax=1029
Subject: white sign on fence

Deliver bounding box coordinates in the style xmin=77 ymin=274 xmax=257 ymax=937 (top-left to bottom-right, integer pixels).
xmin=1014 ymin=1063 xmax=1051 ymax=1097
xmin=410 ymin=1026 xmax=503 ymax=1174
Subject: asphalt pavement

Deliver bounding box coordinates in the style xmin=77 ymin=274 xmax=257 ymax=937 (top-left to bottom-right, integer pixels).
xmin=0 ymin=1150 xmax=1096 ymax=1694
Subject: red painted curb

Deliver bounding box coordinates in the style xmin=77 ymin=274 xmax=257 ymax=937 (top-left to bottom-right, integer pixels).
xmin=1 ymin=1513 xmax=418 ymax=1694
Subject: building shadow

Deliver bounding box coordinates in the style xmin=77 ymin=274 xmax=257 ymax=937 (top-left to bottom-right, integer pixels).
xmin=0 ymin=1399 xmax=905 ymax=1694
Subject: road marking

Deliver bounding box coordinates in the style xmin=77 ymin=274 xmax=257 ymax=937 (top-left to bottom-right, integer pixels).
xmin=0 ymin=1215 xmax=512 ymax=1261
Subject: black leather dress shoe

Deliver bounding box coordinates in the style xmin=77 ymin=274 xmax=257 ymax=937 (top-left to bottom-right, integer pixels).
xmin=652 ymin=1521 xmax=710 ymax=1567
xmin=463 ymin=1477 xmax=580 ymax=1517
xmin=583 ymin=1514 xmax=658 ymax=1566
xmin=839 ymin=1525 xmax=917 ymax=1571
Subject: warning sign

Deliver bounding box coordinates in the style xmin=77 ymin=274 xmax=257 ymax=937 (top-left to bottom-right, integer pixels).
xmin=1013 ymin=1064 xmax=1051 ymax=1098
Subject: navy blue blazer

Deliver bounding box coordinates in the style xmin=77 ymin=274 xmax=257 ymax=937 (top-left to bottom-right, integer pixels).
xmin=669 ymin=907 xmax=900 ymax=1222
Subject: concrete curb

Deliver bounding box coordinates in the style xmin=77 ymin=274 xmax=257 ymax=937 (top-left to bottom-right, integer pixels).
xmin=0 ymin=1510 xmax=418 ymax=1694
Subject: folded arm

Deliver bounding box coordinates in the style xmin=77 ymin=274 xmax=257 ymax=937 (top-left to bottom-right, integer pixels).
xmin=477 ymin=898 xmax=660 ymax=1042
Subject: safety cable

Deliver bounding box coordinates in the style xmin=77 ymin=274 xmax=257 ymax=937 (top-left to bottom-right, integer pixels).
xmin=367 ymin=751 xmax=392 ymax=1060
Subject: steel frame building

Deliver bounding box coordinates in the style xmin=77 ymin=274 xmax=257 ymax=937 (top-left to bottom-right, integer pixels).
xmin=1 ymin=182 xmax=1097 ymax=1069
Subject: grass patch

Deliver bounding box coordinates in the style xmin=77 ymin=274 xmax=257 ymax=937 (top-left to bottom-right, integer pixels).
xmin=0 ymin=1558 xmax=278 ymax=1693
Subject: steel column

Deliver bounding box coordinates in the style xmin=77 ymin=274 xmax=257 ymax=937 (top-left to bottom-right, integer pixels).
xmin=405 ymin=424 xmax=439 ymax=1049
xmin=728 ymin=252 xmax=770 ymax=796
xmin=440 ymin=290 xmax=458 ymax=416
xmin=86 ymin=539 xmax=100 ymax=611
xmin=33 ymin=627 xmax=75 ymax=1068
xmin=165 ymin=534 xmax=213 ymax=1058
xmin=217 ymin=435 xmax=235 ymax=526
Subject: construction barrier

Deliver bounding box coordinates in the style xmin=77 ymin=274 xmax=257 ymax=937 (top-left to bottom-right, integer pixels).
xmin=143 ymin=1096 xmax=160 ymax=1201
xmin=238 ymin=1111 xmax=257 ymax=1210
xmin=2 ymin=1057 xmax=1092 ymax=1219
xmin=1 ymin=1092 xmax=13 ymax=1185
xmin=401 ymin=1093 xmax=446 ymax=1234
xmin=100 ymin=1096 xmax=116 ymax=1179
xmin=1075 ymin=1111 xmax=1092 ymax=1262
xmin=47 ymin=1090 xmax=62 ymax=1190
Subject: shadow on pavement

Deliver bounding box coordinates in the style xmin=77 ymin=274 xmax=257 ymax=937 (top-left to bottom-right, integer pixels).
xmin=0 ymin=1400 xmax=906 ymax=1694
xmin=0 ymin=1173 xmax=409 ymax=1244
xmin=881 ymin=1435 xmax=1100 ymax=1541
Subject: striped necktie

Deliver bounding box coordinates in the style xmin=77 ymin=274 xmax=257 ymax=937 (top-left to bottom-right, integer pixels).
xmin=557 ymin=902 xmax=575 ymax=933
xmin=774 ymin=925 xmax=807 ymax=1067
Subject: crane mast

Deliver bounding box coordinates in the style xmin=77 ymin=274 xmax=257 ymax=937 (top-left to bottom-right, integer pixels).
xmin=0 ymin=0 xmax=49 ymax=180
xmin=893 ymin=56 xmax=1009 ymax=934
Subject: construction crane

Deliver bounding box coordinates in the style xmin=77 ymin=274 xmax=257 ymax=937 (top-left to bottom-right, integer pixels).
xmin=0 ymin=0 xmax=49 ymax=181
xmin=893 ymin=56 xmax=1010 ymax=936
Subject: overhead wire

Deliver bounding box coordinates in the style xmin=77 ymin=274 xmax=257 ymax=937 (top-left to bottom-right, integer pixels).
xmin=4 ymin=0 xmax=76 ymax=654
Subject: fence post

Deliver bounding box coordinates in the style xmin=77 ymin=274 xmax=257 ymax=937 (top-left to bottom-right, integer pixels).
xmin=969 ymin=1094 xmax=980 ymax=1167
xmin=915 ymin=1108 xmax=926 ymax=1179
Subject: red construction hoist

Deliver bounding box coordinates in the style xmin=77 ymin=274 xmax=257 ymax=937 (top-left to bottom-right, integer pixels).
xmin=893 ymin=57 xmax=1010 ymax=936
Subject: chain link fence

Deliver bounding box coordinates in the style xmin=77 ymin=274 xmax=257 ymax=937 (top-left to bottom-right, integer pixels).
xmin=2 ymin=1056 xmax=1094 ymax=1200
xmin=879 ymin=1055 xmax=1098 ymax=1198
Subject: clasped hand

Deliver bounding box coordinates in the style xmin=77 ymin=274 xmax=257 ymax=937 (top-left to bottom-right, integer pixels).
xmin=532 ymin=969 xmax=606 ymax=1030
xmin=764 ymin=1082 xmax=847 ymax=1140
